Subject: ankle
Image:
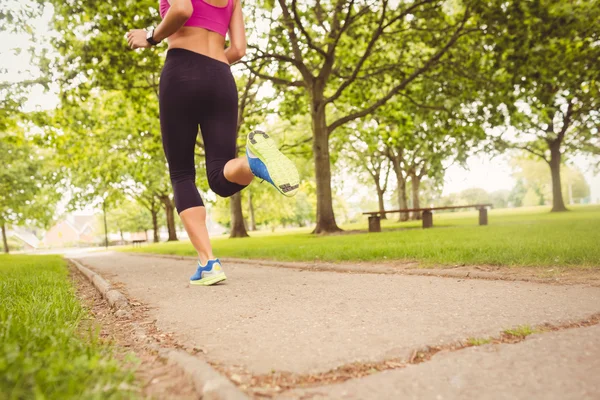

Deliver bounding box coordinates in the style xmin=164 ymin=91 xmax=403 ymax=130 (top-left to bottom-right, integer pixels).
xmin=198 ymin=253 xmax=215 ymax=266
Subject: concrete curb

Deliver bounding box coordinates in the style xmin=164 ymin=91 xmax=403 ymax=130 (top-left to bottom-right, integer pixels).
xmin=128 ymin=252 xmax=562 ymax=285
xmin=69 ymin=258 xmax=130 ymax=313
xmin=160 ymin=349 xmax=248 ymax=400
xmin=68 ymin=257 xmax=249 ymax=400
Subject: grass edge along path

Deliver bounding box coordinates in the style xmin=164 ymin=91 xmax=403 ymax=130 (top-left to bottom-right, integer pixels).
xmin=124 ymin=205 xmax=600 ymax=269
xmin=0 ymin=255 xmax=138 ymax=399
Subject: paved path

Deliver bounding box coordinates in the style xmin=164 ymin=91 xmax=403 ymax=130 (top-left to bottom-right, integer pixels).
xmin=73 ymin=252 xmax=600 ymax=399
xmin=286 ymin=324 xmax=600 ymax=400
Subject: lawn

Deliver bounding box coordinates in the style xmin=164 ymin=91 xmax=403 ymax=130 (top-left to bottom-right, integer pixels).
xmin=0 ymin=255 xmax=137 ymax=399
xmin=125 ymin=205 xmax=600 ymax=268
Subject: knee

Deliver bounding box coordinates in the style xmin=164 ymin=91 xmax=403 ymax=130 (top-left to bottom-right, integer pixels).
xmin=169 ymin=168 xmax=195 ymax=184
xmin=208 ymin=179 xmax=236 ymax=198
xmin=208 ymin=170 xmax=246 ymax=198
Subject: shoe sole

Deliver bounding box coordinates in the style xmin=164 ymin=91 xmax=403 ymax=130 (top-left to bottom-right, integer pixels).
xmin=190 ymin=273 xmax=227 ymax=286
xmin=248 ymin=130 xmax=300 ymax=197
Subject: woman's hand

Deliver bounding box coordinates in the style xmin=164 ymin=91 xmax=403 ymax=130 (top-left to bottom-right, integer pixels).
xmin=126 ymin=29 xmax=150 ymax=50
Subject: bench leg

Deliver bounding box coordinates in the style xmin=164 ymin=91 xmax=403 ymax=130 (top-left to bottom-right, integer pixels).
xmin=479 ymin=208 xmax=488 ymax=226
xmin=422 ymin=210 xmax=433 ymax=228
xmin=368 ymin=216 xmax=382 ymax=233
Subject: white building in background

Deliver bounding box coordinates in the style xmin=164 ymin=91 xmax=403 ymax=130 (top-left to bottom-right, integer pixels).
xmin=42 ymin=215 xmax=97 ymax=248
xmin=8 ymin=228 xmax=41 ymax=251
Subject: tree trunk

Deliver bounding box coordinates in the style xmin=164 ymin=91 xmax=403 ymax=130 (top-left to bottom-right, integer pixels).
xmin=376 ymin=187 xmax=387 ymax=220
xmin=248 ymin=190 xmax=256 ymax=231
xmin=410 ymin=175 xmax=422 ymax=220
xmin=151 ymin=209 xmax=159 ymax=242
xmin=229 ymin=192 xmax=249 ymax=238
xmin=103 ymin=200 xmax=108 ymax=248
xmin=312 ymin=104 xmax=341 ymax=233
xmin=389 ymin=155 xmax=409 ymax=222
xmin=549 ymin=142 xmax=568 ymax=212
xmin=2 ymin=222 xmax=9 ymax=254
xmin=160 ymin=195 xmax=178 ymax=241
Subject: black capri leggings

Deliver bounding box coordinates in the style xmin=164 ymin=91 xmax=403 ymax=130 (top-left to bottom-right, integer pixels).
xmin=159 ymin=48 xmax=246 ymax=214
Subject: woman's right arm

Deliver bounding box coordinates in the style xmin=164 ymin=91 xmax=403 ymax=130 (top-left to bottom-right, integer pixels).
xmin=225 ymin=0 xmax=247 ymax=64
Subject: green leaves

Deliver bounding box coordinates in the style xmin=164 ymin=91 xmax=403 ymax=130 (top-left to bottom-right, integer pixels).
xmin=0 ymin=123 xmax=59 ymax=229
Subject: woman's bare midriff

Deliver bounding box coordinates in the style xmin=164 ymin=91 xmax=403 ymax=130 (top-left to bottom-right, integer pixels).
xmin=167 ymin=26 xmax=228 ymax=64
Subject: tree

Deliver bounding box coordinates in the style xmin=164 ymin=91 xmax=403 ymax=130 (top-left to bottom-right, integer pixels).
xmin=245 ymin=0 xmax=476 ymax=232
xmin=379 ymin=98 xmax=484 ymax=220
xmin=489 ymin=189 xmax=510 ymax=209
xmin=43 ymin=0 xmax=183 ymax=239
xmin=106 ymin=199 xmax=154 ymax=241
xmin=340 ymin=122 xmax=391 ymax=218
xmin=457 ymin=187 xmax=490 ymax=205
xmin=475 ymin=0 xmax=600 ymax=212
xmin=0 ymin=124 xmax=60 ymax=253
xmin=563 ymin=167 xmax=590 ymax=204
xmin=507 ymin=178 xmax=526 ymax=208
xmin=510 ymin=153 xmax=591 ymax=207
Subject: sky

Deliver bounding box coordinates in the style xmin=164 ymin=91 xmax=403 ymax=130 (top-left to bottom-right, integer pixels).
xmin=2 ymin=2 xmax=599 ymax=212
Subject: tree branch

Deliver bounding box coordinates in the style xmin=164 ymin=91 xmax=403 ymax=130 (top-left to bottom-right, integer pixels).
xmin=248 ymin=44 xmax=303 ymax=68
xmin=517 ymin=145 xmax=549 ymax=164
xmin=277 ymin=0 xmax=313 ymax=81
xmin=279 ymin=136 xmax=312 ymax=151
xmin=241 ymin=61 xmax=305 ymax=87
xmin=327 ymin=7 xmax=471 ymax=135
xmin=291 ymin=0 xmax=327 ymax=58
xmin=397 ymin=92 xmax=448 ymax=112
xmin=325 ymin=0 xmax=438 ymax=104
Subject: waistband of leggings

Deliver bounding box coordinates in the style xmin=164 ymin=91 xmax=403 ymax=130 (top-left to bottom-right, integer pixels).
xmin=165 ymin=48 xmax=230 ymax=69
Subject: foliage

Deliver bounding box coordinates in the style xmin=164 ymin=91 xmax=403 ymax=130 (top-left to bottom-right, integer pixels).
xmin=0 ymin=255 xmax=137 ymax=398
xmin=488 ymin=190 xmax=510 ymax=209
xmin=455 ymin=188 xmax=490 ymax=205
xmin=0 ymin=122 xmax=60 ymax=232
xmin=474 ymin=0 xmax=600 ymax=210
xmin=105 ymin=199 xmax=156 ymax=237
xmin=244 ymin=0 xmax=478 ymax=232
xmin=510 ymin=155 xmax=590 ymax=206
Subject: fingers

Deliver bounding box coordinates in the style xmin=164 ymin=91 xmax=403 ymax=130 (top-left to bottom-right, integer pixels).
xmin=126 ymin=30 xmax=138 ymax=50
xmin=126 ymin=31 xmax=133 ymax=49
xmin=125 ymin=30 xmax=150 ymax=50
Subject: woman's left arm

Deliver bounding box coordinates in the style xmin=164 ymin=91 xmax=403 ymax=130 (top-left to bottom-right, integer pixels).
xmin=127 ymin=0 xmax=193 ymax=49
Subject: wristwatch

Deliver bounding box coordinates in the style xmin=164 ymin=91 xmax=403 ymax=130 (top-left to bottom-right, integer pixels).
xmin=146 ymin=28 xmax=160 ymax=46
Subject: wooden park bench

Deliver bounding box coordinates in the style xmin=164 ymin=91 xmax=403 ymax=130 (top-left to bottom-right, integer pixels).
xmin=363 ymin=204 xmax=493 ymax=232
xmin=131 ymin=239 xmax=147 ymax=247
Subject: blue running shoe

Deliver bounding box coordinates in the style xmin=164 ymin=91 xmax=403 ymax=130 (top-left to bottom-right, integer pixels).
xmin=190 ymin=259 xmax=227 ymax=286
xmin=246 ymin=130 xmax=300 ymax=197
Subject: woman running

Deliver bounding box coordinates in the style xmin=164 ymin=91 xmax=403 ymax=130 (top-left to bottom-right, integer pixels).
xmin=126 ymin=0 xmax=299 ymax=286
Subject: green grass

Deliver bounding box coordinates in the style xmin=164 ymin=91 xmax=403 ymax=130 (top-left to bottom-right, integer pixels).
xmin=503 ymin=325 xmax=539 ymax=338
xmin=125 ymin=205 xmax=600 ymax=268
xmin=466 ymin=337 xmax=492 ymax=346
xmin=0 ymin=255 xmax=137 ymax=399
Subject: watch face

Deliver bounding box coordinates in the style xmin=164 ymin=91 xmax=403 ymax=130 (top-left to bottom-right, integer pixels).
xmin=146 ymin=28 xmax=157 ymax=45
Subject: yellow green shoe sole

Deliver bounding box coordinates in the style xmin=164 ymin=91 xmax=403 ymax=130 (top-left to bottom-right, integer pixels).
xmin=190 ymin=273 xmax=227 ymax=286
xmin=247 ymin=130 xmax=300 ymax=197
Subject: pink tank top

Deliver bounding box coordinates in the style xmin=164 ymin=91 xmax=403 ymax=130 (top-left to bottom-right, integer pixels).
xmin=160 ymin=0 xmax=234 ymax=37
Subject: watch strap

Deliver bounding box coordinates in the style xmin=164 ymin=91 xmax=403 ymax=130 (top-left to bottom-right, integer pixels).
xmin=146 ymin=28 xmax=159 ymax=46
